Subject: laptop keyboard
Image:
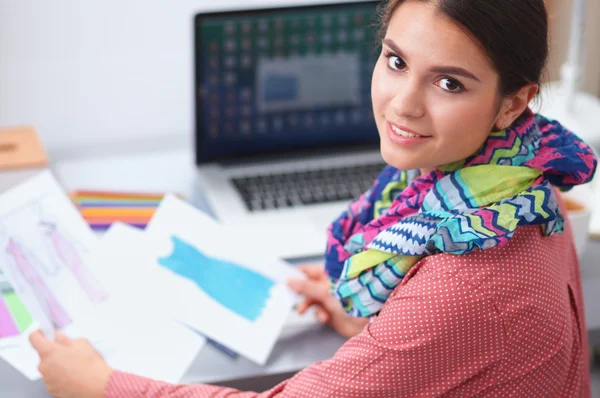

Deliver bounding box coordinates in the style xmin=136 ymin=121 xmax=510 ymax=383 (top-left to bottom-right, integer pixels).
xmin=231 ymin=162 xmax=386 ymax=211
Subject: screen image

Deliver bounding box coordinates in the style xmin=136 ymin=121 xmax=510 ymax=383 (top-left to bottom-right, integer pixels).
xmin=195 ymin=2 xmax=381 ymax=162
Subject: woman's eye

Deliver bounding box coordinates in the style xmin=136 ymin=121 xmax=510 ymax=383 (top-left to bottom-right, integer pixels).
xmin=437 ymin=78 xmax=464 ymax=93
xmin=386 ymin=55 xmax=406 ymax=71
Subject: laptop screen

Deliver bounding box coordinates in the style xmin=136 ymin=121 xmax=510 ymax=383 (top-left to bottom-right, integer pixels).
xmin=194 ymin=1 xmax=381 ymax=163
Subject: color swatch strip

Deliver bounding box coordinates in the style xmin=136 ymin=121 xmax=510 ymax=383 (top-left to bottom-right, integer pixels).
xmin=70 ymin=190 xmax=176 ymax=231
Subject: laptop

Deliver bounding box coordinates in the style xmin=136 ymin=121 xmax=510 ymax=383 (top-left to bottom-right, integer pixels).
xmin=193 ymin=1 xmax=385 ymax=259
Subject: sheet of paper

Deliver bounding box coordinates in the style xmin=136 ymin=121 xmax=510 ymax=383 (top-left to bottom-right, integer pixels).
xmin=0 ymin=170 xmax=105 ymax=343
xmin=0 ymin=170 xmax=98 ymax=378
xmin=0 ymin=340 xmax=42 ymax=380
xmin=75 ymin=301 xmax=206 ymax=384
xmin=0 ymin=302 xmax=205 ymax=383
xmin=0 ymin=308 xmax=105 ymax=380
xmin=141 ymin=195 xmax=303 ymax=365
xmin=94 ymin=223 xmax=317 ymax=358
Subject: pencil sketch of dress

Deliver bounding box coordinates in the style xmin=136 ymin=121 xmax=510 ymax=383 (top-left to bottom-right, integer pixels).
xmin=40 ymin=220 xmax=108 ymax=304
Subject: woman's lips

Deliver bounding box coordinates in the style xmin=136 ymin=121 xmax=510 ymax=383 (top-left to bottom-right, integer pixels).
xmin=386 ymin=121 xmax=431 ymax=147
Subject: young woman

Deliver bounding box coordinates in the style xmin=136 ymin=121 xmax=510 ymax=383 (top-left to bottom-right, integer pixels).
xmin=29 ymin=0 xmax=597 ymax=396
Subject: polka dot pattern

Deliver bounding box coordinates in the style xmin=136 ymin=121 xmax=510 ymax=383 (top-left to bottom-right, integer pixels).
xmin=105 ymin=224 xmax=590 ymax=397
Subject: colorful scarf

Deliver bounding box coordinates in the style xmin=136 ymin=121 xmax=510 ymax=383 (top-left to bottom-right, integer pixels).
xmin=325 ymin=109 xmax=597 ymax=317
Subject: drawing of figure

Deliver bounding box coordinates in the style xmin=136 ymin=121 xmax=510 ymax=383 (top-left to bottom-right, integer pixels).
xmin=35 ymin=206 xmax=108 ymax=304
xmin=0 ymin=229 xmax=71 ymax=329
xmin=158 ymin=235 xmax=275 ymax=322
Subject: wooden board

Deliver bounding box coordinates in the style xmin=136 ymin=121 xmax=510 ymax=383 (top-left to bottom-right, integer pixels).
xmin=0 ymin=126 xmax=48 ymax=169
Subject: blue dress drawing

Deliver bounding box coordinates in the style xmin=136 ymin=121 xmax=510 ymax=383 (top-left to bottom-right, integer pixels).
xmin=158 ymin=236 xmax=275 ymax=322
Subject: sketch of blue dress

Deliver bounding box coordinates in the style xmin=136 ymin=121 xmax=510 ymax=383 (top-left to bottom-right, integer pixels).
xmin=158 ymin=236 xmax=275 ymax=322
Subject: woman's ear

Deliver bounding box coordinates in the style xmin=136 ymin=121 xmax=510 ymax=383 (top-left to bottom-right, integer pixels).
xmin=496 ymin=83 xmax=539 ymax=129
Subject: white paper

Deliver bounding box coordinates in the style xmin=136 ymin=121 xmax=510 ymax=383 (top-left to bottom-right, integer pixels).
xmin=0 ymin=170 xmax=103 ymax=379
xmin=0 ymin=170 xmax=106 ymax=341
xmin=75 ymin=302 xmax=205 ymax=384
xmin=0 ymin=339 xmax=42 ymax=380
xmin=143 ymin=195 xmax=303 ymax=365
xmin=0 ymin=169 xmax=110 ymax=369
xmin=0 ymin=313 xmax=104 ymax=380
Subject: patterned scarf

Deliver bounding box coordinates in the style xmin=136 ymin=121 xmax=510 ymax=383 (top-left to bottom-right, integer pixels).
xmin=325 ymin=109 xmax=598 ymax=317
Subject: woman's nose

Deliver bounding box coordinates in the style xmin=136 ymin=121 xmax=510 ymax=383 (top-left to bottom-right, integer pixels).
xmin=389 ymin=78 xmax=426 ymax=119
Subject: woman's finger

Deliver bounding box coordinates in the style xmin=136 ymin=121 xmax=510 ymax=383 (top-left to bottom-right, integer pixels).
xmin=54 ymin=331 xmax=71 ymax=345
xmin=296 ymin=299 xmax=316 ymax=314
xmin=29 ymin=330 xmax=55 ymax=358
xmin=316 ymin=306 xmax=331 ymax=324
xmin=296 ymin=264 xmax=326 ymax=279
xmin=295 ymin=300 xmax=308 ymax=314
xmin=287 ymin=278 xmax=329 ymax=301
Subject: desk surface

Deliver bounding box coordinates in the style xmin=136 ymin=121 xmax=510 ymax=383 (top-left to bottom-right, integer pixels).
xmin=1 ymin=148 xmax=599 ymax=397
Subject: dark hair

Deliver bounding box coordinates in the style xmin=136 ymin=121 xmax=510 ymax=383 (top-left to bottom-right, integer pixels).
xmin=378 ymin=0 xmax=549 ymax=96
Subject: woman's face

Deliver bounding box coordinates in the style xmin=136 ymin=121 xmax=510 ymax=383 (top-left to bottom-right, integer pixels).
xmin=371 ymin=1 xmax=504 ymax=172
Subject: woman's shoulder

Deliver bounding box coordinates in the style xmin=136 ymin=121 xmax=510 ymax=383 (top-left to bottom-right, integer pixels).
xmin=385 ymin=224 xmax=579 ymax=345
xmin=403 ymin=225 xmax=577 ymax=300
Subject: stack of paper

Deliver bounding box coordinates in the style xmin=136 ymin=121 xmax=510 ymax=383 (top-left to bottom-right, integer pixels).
xmin=0 ymin=172 xmax=205 ymax=382
xmin=70 ymin=190 xmax=168 ymax=231
xmin=93 ymin=194 xmax=304 ymax=365
xmin=0 ymin=170 xmax=305 ymax=383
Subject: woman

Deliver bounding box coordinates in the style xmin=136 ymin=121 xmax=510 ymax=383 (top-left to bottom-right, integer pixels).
xmin=30 ymin=0 xmax=597 ymax=396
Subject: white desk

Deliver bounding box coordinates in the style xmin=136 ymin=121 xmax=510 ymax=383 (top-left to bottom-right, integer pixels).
xmin=1 ymin=147 xmax=599 ymax=397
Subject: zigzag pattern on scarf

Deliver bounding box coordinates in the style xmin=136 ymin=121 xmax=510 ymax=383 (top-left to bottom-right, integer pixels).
xmin=337 ymin=184 xmax=560 ymax=316
xmin=337 ymin=254 xmax=420 ymax=317
xmin=368 ymin=214 xmax=437 ymax=254
xmin=486 ymin=130 xmax=538 ymax=166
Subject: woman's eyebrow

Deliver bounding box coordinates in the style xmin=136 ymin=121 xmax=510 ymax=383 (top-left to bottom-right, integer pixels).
xmin=382 ymin=39 xmax=407 ymax=60
xmin=382 ymin=38 xmax=481 ymax=82
xmin=430 ymin=66 xmax=481 ymax=82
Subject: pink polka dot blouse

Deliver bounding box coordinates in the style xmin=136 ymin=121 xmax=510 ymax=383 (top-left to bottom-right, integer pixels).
xmin=104 ymin=221 xmax=591 ymax=397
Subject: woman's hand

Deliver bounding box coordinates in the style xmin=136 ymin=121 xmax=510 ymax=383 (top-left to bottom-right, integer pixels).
xmin=29 ymin=330 xmax=113 ymax=398
xmin=287 ymin=265 xmax=369 ymax=339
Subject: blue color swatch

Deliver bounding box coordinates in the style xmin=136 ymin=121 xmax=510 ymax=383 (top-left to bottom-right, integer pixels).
xmin=158 ymin=236 xmax=275 ymax=322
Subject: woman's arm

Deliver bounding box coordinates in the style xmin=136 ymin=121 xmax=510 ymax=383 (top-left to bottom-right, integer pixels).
xmin=104 ymin=257 xmax=506 ymax=398
xmin=105 ymin=372 xmax=282 ymax=398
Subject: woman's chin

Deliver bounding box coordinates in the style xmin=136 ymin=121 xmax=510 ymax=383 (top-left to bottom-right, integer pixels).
xmin=379 ymin=145 xmax=423 ymax=171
